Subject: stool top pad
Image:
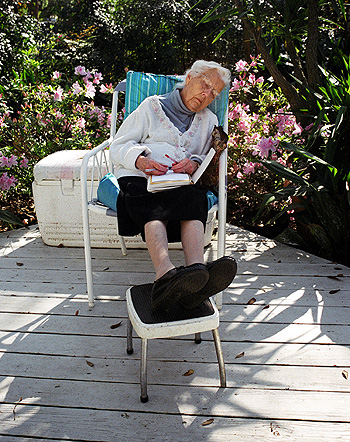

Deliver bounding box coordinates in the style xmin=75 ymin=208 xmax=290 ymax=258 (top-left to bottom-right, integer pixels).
xmin=129 ymin=283 xmax=215 ymax=325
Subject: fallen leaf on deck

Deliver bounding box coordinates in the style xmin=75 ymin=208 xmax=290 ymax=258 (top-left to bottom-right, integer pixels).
xmin=183 ymin=369 xmax=194 ymax=376
xmin=13 ymin=397 xmax=22 ymax=420
xmin=342 ymin=370 xmax=348 ymax=380
xmin=329 ymin=289 xmax=340 ymax=294
xmin=247 ymin=297 xmax=256 ymax=305
xmin=16 ymin=262 xmax=24 ymax=266
xmin=75 ymin=310 xmax=79 ymax=316
xmin=235 ymin=351 xmax=245 ymax=359
xmin=336 ymin=273 xmax=344 ymax=277
xmin=86 ymin=360 xmax=94 ymax=367
xmin=110 ymin=321 xmax=122 ymax=329
xmin=262 ymin=304 xmax=270 ymax=310
xmin=103 ymin=267 xmax=110 ymax=271
xmin=201 ymin=418 xmax=214 ymax=426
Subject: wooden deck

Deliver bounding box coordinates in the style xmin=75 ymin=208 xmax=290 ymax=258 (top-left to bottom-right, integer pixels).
xmin=0 ymin=224 xmax=350 ymax=441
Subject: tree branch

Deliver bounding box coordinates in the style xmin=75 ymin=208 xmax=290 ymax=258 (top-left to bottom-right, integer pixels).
xmin=233 ymin=0 xmax=304 ymax=111
xmin=306 ymin=0 xmax=320 ymax=90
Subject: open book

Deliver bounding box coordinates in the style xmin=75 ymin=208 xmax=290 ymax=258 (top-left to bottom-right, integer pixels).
xmin=147 ymin=148 xmax=215 ymax=192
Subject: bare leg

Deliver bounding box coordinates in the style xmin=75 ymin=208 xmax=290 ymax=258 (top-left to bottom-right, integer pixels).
xmin=144 ymin=220 xmax=174 ymax=280
xmin=181 ymin=220 xmax=205 ymax=266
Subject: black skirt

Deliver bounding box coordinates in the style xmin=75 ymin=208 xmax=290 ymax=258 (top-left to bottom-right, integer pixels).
xmin=116 ymin=176 xmax=208 ymax=242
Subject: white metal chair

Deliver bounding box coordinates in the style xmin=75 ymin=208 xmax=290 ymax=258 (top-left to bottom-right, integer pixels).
xmin=81 ymin=71 xmax=229 ymax=309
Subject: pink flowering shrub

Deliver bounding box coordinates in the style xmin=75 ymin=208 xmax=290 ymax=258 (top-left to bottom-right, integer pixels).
xmin=0 ymin=66 xmax=123 ymax=226
xmin=0 ymin=65 xmax=122 ymax=192
xmin=227 ymin=56 xmax=304 ymax=228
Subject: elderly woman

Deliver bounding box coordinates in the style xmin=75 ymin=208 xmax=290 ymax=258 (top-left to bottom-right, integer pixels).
xmin=110 ymin=60 xmax=237 ymax=312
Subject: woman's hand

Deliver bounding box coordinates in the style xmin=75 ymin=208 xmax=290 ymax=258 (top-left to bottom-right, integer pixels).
xmin=171 ymin=159 xmax=199 ymax=175
xmin=135 ymin=155 xmax=168 ymax=175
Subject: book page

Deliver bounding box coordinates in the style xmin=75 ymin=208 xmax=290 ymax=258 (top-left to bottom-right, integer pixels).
xmin=149 ymin=170 xmax=190 ymax=184
xmin=191 ymin=147 xmax=216 ymax=183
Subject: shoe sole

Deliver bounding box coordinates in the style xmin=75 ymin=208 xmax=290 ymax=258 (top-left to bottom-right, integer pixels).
xmin=151 ymin=267 xmax=209 ymax=312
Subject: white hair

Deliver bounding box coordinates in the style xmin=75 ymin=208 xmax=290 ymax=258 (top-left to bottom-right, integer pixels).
xmin=178 ymin=60 xmax=231 ymax=89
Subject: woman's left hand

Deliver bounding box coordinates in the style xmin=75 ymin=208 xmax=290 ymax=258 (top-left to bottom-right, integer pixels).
xmin=171 ymin=159 xmax=199 ymax=175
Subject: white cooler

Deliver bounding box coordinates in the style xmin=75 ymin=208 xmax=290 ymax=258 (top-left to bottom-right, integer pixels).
xmin=32 ymin=150 xmax=216 ymax=248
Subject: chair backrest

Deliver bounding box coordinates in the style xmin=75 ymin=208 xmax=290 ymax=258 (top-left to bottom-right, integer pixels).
xmin=123 ymin=70 xmax=229 ymax=128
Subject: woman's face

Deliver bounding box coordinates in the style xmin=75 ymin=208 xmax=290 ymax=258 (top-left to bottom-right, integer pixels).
xmin=180 ymin=69 xmax=225 ymax=112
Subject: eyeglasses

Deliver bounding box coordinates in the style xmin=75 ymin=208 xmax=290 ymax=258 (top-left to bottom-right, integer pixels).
xmin=195 ymin=73 xmax=221 ymax=99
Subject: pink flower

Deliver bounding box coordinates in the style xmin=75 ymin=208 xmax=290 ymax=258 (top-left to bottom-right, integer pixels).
xmin=292 ymin=122 xmax=303 ymax=135
xmin=0 ymin=173 xmax=17 ymax=191
xmin=93 ymin=72 xmax=103 ymax=84
xmin=248 ymin=74 xmax=256 ymax=84
xmin=54 ymin=86 xmax=64 ymax=101
xmin=257 ymin=137 xmax=279 ymax=158
xmin=100 ymin=83 xmax=113 ymax=93
xmin=242 ymin=161 xmax=258 ymax=175
xmin=229 ymin=103 xmax=244 ymax=120
xmin=20 ymin=157 xmax=29 ymax=168
xmin=75 ymin=65 xmax=87 ymax=76
xmin=85 ymin=82 xmax=96 ymax=99
xmin=304 ymin=123 xmax=314 ymax=132
xmin=231 ymin=78 xmax=241 ymax=91
xmin=72 ymin=81 xmax=83 ymax=95
xmin=238 ymin=118 xmax=251 ymax=134
xmin=52 ymin=71 xmax=61 ymax=80
xmin=0 ymin=154 xmax=18 ymax=167
xmin=83 ymin=71 xmax=93 ymax=83
xmin=235 ymin=60 xmax=249 ymax=72
xmin=76 ymin=117 xmax=86 ymax=129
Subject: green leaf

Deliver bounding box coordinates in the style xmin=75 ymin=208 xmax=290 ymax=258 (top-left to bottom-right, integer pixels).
xmin=280 ymin=141 xmax=337 ymax=174
xmin=261 ymin=160 xmax=312 ymax=187
xmin=0 ymin=210 xmax=24 ymax=226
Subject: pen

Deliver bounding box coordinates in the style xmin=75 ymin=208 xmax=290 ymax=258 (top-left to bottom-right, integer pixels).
xmin=165 ymin=153 xmax=178 ymax=164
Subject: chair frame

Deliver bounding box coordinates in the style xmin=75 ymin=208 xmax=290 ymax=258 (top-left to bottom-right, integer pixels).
xmin=81 ymin=77 xmax=228 ymax=308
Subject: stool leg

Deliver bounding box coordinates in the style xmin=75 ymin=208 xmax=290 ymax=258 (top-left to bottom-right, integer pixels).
xmin=127 ymin=318 xmax=133 ymax=355
xmin=140 ymin=338 xmax=149 ymax=403
xmin=212 ymin=328 xmax=226 ymax=388
xmin=194 ymin=332 xmax=202 ymax=344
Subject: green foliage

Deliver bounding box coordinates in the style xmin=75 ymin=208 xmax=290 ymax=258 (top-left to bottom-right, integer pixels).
xmin=257 ymin=52 xmax=350 ymax=264
xmin=0 ymin=2 xmax=41 ymax=86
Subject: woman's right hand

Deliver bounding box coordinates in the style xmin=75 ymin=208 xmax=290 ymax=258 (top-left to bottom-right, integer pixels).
xmin=135 ymin=155 xmax=168 ymax=175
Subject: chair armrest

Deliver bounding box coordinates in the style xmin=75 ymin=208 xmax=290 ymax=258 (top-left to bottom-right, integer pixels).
xmin=81 ymin=137 xmax=113 ymax=206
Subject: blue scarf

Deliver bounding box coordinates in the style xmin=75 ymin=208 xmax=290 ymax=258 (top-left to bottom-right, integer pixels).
xmin=159 ymin=89 xmax=195 ymax=133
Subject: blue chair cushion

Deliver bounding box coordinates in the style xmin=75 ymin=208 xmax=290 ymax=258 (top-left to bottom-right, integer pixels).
xmin=97 ymin=173 xmax=120 ymax=211
xmin=97 ymin=173 xmax=217 ymax=212
xmin=124 ymin=70 xmax=229 ymax=126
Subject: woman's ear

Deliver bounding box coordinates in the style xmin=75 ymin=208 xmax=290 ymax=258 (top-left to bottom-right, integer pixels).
xmin=185 ymin=72 xmax=192 ymax=84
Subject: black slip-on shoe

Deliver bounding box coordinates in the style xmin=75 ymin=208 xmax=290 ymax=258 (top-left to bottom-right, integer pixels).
xmin=151 ymin=263 xmax=209 ymax=312
xmin=179 ymin=256 xmax=237 ymax=310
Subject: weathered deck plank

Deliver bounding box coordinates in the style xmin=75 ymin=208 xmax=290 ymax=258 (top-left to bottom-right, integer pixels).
xmin=0 ymin=224 xmax=349 ymax=441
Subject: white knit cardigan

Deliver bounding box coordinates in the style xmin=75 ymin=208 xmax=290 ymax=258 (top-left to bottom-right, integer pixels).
xmin=109 ymin=95 xmax=218 ymax=179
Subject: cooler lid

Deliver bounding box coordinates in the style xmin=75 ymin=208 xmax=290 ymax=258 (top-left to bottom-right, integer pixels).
xmin=33 ymin=150 xmax=109 ymax=183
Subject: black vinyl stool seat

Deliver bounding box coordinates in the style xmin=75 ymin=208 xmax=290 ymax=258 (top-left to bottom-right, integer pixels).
xmin=126 ymin=283 xmax=226 ymax=403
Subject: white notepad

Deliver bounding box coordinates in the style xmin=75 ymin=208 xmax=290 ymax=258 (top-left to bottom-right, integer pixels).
xmin=147 ymin=148 xmax=215 ymax=192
